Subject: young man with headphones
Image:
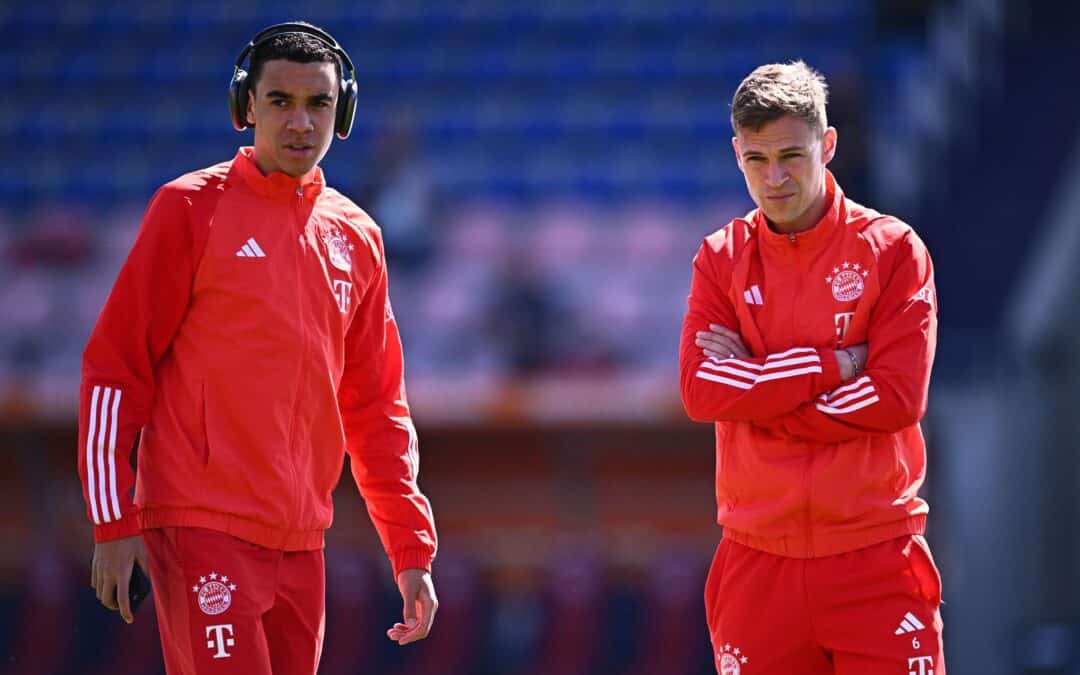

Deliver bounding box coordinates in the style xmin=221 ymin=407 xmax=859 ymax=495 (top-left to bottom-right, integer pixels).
xmin=78 ymin=22 xmax=438 ymax=673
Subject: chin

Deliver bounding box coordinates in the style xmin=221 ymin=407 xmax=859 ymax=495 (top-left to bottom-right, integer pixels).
xmin=281 ymin=160 xmax=316 ymax=177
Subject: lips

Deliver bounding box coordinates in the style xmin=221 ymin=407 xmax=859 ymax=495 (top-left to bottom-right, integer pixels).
xmin=283 ymin=143 xmax=315 ymax=159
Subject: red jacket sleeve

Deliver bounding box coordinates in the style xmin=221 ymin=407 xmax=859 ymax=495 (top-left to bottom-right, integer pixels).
xmin=760 ymin=230 xmax=937 ymax=441
xmin=680 ymin=240 xmax=842 ymax=423
xmin=339 ymin=230 xmax=437 ymax=580
xmin=78 ymin=185 xmax=197 ymax=541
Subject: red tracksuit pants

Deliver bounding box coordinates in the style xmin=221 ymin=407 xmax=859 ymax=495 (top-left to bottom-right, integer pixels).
xmin=143 ymin=527 xmax=326 ymax=675
xmin=706 ymin=535 xmax=945 ymax=675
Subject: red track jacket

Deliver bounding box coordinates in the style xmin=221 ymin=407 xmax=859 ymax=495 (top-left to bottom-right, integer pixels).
xmin=77 ymin=148 xmax=436 ymax=578
xmin=681 ymin=171 xmax=937 ymax=558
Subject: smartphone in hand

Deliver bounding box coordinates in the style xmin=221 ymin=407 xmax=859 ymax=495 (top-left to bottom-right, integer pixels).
xmin=128 ymin=562 xmax=152 ymax=614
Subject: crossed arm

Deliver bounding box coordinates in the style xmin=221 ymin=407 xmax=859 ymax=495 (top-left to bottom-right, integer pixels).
xmin=680 ymin=233 xmax=937 ymax=441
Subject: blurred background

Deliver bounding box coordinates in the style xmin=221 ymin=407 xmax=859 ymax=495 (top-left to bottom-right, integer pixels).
xmin=2 ymin=0 xmax=1078 ymax=673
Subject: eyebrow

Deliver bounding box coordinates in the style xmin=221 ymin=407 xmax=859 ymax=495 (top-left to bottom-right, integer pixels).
xmin=742 ymin=145 xmax=807 ymax=157
xmin=265 ymin=90 xmax=334 ymax=104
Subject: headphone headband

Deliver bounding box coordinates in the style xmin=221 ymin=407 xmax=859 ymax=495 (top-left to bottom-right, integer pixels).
xmin=229 ymin=22 xmax=358 ymax=139
xmin=233 ymin=22 xmax=355 ymax=81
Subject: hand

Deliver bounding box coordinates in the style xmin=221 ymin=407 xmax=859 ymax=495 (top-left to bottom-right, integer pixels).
xmin=386 ymin=569 xmax=437 ymax=646
xmin=92 ymin=535 xmax=148 ymax=624
xmin=836 ymin=343 xmax=868 ymax=380
xmin=695 ymin=324 xmax=752 ymax=360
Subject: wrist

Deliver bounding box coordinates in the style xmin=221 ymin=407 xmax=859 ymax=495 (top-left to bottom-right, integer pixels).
xmin=843 ymin=347 xmax=860 ymax=379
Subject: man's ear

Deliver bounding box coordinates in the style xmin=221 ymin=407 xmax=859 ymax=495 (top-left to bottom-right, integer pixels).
xmin=822 ymin=126 xmax=838 ymax=165
xmin=732 ymin=136 xmax=743 ymax=171
xmin=246 ymin=88 xmax=256 ymax=127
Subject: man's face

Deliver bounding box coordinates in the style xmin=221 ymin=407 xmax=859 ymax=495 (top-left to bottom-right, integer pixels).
xmin=732 ymin=114 xmax=837 ymax=232
xmin=246 ymin=59 xmax=338 ymax=178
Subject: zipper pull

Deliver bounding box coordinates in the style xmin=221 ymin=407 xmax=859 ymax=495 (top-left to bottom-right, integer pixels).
xmin=296 ymin=185 xmax=303 ymax=206
xmin=789 ymin=232 xmax=797 ymax=243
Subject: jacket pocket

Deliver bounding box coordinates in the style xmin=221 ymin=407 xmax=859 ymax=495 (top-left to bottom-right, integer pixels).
xmin=714 ymin=423 xmax=738 ymax=507
xmin=890 ymin=435 xmax=912 ymax=494
xmin=907 ymin=535 xmax=943 ymax=607
xmin=703 ymin=539 xmax=731 ymax=633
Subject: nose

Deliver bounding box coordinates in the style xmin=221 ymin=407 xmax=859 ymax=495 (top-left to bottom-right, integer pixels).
xmin=765 ymin=161 xmax=788 ymax=188
xmin=286 ymin=108 xmax=314 ymax=133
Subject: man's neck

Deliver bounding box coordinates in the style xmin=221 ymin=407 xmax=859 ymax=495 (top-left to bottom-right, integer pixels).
xmin=768 ymin=187 xmax=830 ymax=235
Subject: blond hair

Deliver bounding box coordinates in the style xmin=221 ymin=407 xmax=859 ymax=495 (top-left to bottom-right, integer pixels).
xmin=730 ymin=60 xmax=829 ymax=135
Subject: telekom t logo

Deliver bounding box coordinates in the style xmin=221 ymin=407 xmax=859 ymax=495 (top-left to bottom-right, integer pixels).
xmin=206 ymin=624 xmax=235 ymax=659
xmin=333 ymin=280 xmax=352 ymax=314
xmin=834 ymin=312 xmax=855 ymax=343
xmin=908 ymin=655 xmax=934 ymax=675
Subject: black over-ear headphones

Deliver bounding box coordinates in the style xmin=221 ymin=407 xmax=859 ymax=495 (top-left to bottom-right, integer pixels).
xmin=229 ymin=22 xmax=358 ymax=139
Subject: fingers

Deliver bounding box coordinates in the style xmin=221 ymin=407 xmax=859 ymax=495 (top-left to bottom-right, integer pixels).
xmin=395 ymin=588 xmax=437 ymax=646
xmin=99 ymin=573 xmax=119 ymax=611
xmin=387 ymin=576 xmax=438 ymax=646
xmin=708 ymin=324 xmax=742 ymax=341
xmin=135 ymin=544 xmax=149 ymax=573
xmin=417 ymin=588 xmax=438 ymax=638
xmin=386 ymin=622 xmax=414 ymax=642
xmin=695 ymin=333 xmax=739 ymax=357
xmin=116 ymin=565 xmax=134 ymax=624
xmin=387 ymin=578 xmax=419 ymax=643
xmin=695 ymin=324 xmax=751 ymax=359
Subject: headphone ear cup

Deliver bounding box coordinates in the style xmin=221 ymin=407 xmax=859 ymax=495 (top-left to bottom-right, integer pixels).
xmin=335 ymin=79 xmax=358 ymax=139
xmin=230 ymin=69 xmax=251 ymax=131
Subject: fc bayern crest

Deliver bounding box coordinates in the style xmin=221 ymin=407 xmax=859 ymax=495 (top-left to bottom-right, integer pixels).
xmin=717 ymin=643 xmax=749 ymax=674
xmin=321 ymin=227 xmax=355 ymax=273
xmin=193 ymin=572 xmax=237 ymax=616
xmin=826 ymin=261 xmax=869 ymax=302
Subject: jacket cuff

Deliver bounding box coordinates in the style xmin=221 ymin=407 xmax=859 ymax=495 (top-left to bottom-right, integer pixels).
xmin=93 ymin=515 xmax=142 ymax=542
xmin=391 ymin=547 xmax=435 ymax=580
xmin=817 ymin=347 xmax=843 ymax=391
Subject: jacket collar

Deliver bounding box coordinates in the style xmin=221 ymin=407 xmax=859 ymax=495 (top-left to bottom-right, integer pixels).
xmin=228 ymin=147 xmax=325 ymax=202
xmin=754 ymin=169 xmax=844 ymax=254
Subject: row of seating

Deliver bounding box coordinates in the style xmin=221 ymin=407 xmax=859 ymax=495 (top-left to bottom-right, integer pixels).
xmin=0 ymin=0 xmax=877 ymax=207
xmin=9 ymin=0 xmax=868 ymax=30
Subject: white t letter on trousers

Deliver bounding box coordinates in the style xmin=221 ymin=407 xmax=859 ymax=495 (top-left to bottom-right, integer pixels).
xmin=908 ymin=655 xmax=934 ymax=675
xmin=206 ymin=624 xmax=235 ymax=659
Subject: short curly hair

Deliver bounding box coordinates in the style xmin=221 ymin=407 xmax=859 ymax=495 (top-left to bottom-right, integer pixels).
xmin=248 ymin=22 xmax=342 ymax=93
xmin=730 ymin=60 xmax=828 ymax=135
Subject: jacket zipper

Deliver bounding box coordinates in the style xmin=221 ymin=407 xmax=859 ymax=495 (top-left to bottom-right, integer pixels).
xmin=789 ymin=230 xmax=815 ymax=555
xmin=286 ymin=185 xmax=307 ymax=528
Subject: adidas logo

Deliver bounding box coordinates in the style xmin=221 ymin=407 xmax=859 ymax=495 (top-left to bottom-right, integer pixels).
xmin=894 ymin=611 xmax=926 ymax=635
xmin=743 ymin=284 xmax=764 ymax=305
xmin=236 ymin=238 xmax=266 ymax=258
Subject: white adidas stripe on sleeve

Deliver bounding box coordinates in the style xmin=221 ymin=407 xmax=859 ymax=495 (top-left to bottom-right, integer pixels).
xmin=107 ymin=389 xmax=123 ymax=521
xmin=815 ymin=375 xmax=880 ymax=415
xmin=826 ymin=375 xmax=872 ymax=398
xmin=755 ymin=365 xmax=824 ymax=383
xmin=86 ymin=385 xmax=123 ymax=524
xmin=763 ymin=354 xmax=821 ymax=369
xmin=695 ymin=348 xmax=822 ymax=390
xmin=766 ymin=347 xmax=818 ymax=360
xmin=695 ymin=371 xmax=754 ymax=389
xmin=816 ymin=394 xmax=880 ymax=414
xmin=96 ymin=388 xmax=112 ymax=523
xmin=86 ymin=386 xmax=101 ymax=524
